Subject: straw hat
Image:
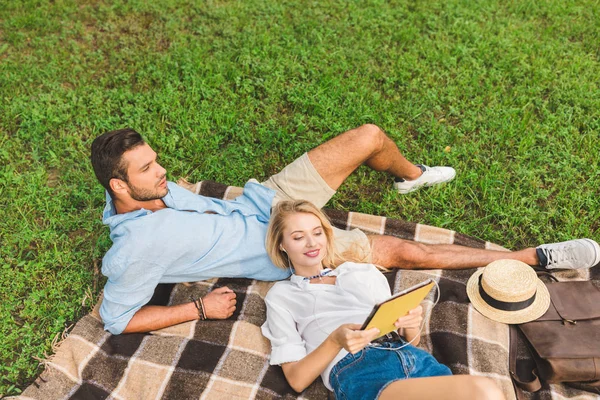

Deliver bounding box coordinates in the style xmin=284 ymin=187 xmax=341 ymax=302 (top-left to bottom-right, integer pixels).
xmin=466 ymin=259 xmax=551 ymax=324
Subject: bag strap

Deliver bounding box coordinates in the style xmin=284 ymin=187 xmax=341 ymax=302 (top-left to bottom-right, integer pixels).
xmin=508 ymin=269 xmax=555 ymax=399
xmin=533 ymin=269 xmax=559 ymax=282
xmin=509 ymin=324 xmax=543 ymax=398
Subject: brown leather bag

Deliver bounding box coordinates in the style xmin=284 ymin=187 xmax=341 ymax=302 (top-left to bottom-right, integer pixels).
xmin=509 ymin=277 xmax=600 ymax=397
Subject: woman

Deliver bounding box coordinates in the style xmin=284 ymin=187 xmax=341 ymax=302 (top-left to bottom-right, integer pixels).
xmin=261 ymin=200 xmax=504 ymax=400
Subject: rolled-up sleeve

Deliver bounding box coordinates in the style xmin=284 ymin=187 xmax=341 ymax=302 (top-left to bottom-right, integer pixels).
xmin=261 ymin=294 xmax=307 ymax=365
xmin=100 ymin=260 xmax=163 ymax=335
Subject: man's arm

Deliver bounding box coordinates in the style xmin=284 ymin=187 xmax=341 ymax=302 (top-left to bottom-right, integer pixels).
xmin=122 ymin=286 xmax=237 ymax=333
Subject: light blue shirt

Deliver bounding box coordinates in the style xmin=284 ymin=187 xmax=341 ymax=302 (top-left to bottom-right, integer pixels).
xmin=100 ymin=181 xmax=291 ymax=334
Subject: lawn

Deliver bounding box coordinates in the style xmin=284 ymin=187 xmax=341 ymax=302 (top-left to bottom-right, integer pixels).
xmin=1 ymin=0 xmax=599 ymax=396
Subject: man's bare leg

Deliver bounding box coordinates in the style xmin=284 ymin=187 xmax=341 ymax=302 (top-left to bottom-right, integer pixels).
xmin=307 ymin=124 xmax=538 ymax=270
xmin=370 ymin=235 xmax=539 ymax=269
xmin=307 ymin=124 xmax=422 ymax=190
xmin=307 ymin=124 xmax=599 ymax=271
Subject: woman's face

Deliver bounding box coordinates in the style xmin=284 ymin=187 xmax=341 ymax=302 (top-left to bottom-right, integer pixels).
xmin=280 ymin=212 xmax=328 ymax=272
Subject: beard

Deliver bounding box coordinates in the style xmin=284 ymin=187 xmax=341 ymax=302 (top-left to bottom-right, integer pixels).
xmin=127 ymin=177 xmax=169 ymax=201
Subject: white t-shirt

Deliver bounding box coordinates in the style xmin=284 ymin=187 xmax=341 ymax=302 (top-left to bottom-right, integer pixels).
xmin=261 ymin=262 xmax=391 ymax=390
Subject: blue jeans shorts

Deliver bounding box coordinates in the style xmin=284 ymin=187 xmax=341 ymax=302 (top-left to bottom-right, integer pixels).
xmin=329 ymin=340 xmax=452 ymax=400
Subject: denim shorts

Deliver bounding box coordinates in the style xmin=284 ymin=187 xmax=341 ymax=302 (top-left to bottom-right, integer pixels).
xmin=329 ymin=340 xmax=452 ymax=400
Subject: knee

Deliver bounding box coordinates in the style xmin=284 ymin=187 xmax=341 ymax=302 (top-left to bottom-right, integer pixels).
xmin=466 ymin=377 xmax=505 ymax=400
xmin=355 ymin=124 xmax=387 ymax=151
xmin=393 ymin=241 xmax=433 ymax=269
xmin=371 ymin=236 xmax=432 ymax=269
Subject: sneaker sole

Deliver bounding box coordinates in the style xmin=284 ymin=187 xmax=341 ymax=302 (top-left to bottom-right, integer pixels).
xmin=584 ymin=238 xmax=600 ymax=267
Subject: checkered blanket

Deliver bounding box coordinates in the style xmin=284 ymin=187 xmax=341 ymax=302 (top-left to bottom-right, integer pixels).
xmin=18 ymin=180 xmax=599 ymax=400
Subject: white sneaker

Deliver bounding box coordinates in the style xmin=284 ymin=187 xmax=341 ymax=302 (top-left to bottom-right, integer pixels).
xmin=537 ymin=239 xmax=600 ymax=270
xmin=393 ymin=165 xmax=456 ymax=194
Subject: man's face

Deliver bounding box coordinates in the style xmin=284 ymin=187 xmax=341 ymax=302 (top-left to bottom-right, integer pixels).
xmin=120 ymin=143 xmax=168 ymax=201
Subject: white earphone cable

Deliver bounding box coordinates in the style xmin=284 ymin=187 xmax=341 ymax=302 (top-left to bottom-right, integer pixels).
xmin=307 ymin=277 xmax=441 ymax=352
xmin=371 ymin=278 xmax=441 ymax=351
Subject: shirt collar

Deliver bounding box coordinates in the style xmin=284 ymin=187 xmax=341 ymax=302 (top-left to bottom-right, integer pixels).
xmin=101 ymin=190 xmax=154 ymax=228
xmin=289 ymin=267 xmax=340 ymax=287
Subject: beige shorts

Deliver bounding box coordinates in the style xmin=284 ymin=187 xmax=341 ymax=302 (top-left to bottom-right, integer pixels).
xmin=261 ymin=153 xmax=372 ymax=262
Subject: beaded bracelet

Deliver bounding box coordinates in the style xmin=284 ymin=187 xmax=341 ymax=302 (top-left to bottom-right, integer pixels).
xmin=190 ymin=295 xmax=207 ymax=320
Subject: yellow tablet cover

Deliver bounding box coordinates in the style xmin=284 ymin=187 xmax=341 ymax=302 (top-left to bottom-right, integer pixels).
xmin=363 ymin=280 xmax=435 ymax=339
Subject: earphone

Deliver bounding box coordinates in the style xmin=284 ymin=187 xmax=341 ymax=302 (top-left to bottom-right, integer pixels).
xmin=280 ymin=245 xmax=293 ymax=272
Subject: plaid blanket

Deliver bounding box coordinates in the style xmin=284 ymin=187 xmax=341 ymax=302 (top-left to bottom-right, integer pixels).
xmin=17 ymin=180 xmax=599 ymax=400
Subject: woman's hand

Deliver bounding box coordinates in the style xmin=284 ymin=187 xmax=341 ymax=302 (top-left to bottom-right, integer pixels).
xmin=282 ymin=323 xmax=379 ymax=393
xmin=394 ymin=305 xmax=423 ymax=330
xmin=394 ymin=305 xmax=423 ymax=344
xmin=330 ymin=324 xmax=380 ymax=354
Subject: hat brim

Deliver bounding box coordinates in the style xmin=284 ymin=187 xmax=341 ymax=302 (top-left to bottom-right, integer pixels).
xmin=466 ymin=268 xmax=551 ymax=324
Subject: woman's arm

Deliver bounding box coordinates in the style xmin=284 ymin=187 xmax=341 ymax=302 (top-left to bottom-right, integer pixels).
xmin=394 ymin=305 xmax=423 ymax=345
xmin=282 ymin=324 xmax=380 ymax=393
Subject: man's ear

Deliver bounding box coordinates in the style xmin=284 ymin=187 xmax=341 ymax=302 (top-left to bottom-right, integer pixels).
xmin=109 ymin=178 xmax=128 ymax=195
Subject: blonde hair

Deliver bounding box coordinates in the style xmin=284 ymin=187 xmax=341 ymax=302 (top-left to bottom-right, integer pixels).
xmin=266 ymin=200 xmax=339 ymax=270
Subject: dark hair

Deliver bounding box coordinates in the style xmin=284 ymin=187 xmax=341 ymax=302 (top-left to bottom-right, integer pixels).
xmin=90 ymin=128 xmax=145 ymax=197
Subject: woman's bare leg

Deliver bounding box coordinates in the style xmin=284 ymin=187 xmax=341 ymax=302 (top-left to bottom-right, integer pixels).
xmin=378 ymin=375 xmax=505 ymax=400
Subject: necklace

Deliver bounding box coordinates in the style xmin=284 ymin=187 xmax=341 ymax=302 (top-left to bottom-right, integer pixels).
xmin=303 ymin=268 xmax=333 ymax=281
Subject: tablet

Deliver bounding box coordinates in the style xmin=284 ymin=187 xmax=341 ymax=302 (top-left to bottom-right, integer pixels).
xmin=361 ymin=279 xmax=435 ymax=339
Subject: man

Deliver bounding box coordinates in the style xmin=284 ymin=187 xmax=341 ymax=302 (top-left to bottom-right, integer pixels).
xmin=91 ymin=125 xmax=600 ymax=335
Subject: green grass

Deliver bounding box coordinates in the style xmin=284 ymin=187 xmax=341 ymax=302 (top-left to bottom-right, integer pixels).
xmin=1 ymin=0 xmax=599 ymax=396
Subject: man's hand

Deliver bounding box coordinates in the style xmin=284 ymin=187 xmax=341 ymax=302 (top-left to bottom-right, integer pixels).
xmin=330 ymin=324 xmax=380 ymax=354
xmin=202 ymin=286 xmax=237 ymax=319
